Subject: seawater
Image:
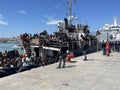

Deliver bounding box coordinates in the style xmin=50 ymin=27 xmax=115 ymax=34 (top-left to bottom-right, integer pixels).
xmin=0 ymin=43 xmax=24 ymax=54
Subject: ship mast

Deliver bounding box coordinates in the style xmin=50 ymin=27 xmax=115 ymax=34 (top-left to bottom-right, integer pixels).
xmin=113 ymin=17 xmax=118 ymax=26
xmin=67 ymin=0 xmax=76 ymax=25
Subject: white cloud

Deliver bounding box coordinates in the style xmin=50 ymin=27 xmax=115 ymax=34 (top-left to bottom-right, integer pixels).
xmin=46 ymin=20 xmax=59 ymax=25
xmin=0 ymin=20 xmax=8 ymax=25
xmin=0 ymin=14 xmax=3 ymax=19
xmin=19 ymin=10 xmax=27 ymax=15
xmin=44 ymin=15 xmax=59 ymax=25
xmin=54 ymin=4 xmax=60 ymax=9
xmin=44 ymin=15 xmax=54 ymax=20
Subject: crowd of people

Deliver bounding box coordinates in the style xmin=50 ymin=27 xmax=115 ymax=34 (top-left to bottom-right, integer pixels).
xmin=0 ymin=49 xmax=58 ymax=69
xmin=101 ymin=40 xmax=120 ymax=55
xmin=0 ymin=30 xmax=99 ymax=70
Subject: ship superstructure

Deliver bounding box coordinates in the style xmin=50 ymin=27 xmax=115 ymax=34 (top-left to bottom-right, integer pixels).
xmin=98 ymin=17 xmax=120 ymax=42
xmin=20 ymin=0 xmax=98 ymax=58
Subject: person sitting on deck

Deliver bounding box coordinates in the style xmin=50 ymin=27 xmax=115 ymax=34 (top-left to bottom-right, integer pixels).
xmin=30 ymin=49 xmax=36 ymax=64
xmin=22 ymin=54 xmax=31 ymax=67
xmin=3 ymin=50 xmax=8 ymax=60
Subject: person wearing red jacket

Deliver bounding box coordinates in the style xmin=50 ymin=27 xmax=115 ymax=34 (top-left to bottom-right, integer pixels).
xmin=106 ymin=40 xmax=110 ymax=56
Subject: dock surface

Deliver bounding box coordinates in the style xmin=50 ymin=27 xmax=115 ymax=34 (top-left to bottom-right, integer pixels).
xmin=0 ymin=51 xmax=120 ymax=90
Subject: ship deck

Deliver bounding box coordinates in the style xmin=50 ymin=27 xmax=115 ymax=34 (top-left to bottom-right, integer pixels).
xmin=0 ymin=51 xmax=120 ymax=90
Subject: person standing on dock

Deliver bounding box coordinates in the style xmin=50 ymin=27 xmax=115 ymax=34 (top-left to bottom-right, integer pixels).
xmin=106 ymin=40 xmax=110 ymax=56
xmin=83 ymin=44 xmax=89 ymax=61
xmin=57 ymin=43 xmax=68 ymax=69
xmin=101 ymin=40 xmax=106 ymax=55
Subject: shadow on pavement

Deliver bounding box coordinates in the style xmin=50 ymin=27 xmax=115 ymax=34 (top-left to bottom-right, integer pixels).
xmin=66 ymin=61 xmax=77 ymax=63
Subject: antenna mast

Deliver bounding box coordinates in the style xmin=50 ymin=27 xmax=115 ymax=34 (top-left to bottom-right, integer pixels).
xmin=67 ymin=0 xmax=76 ymax=25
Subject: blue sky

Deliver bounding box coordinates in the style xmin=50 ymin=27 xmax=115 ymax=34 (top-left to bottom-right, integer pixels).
xmin=0 ymin=0 xmax=120 ymax=37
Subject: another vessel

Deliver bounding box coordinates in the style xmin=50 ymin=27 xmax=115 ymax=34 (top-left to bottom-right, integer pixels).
xmin=12 ymin=44 xmax=23 ymax=50
xmin=97 ymin=17 xmax=120 ymax=42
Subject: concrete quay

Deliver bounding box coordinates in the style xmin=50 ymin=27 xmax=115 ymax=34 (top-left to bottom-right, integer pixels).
xmin=0 ymin=51 xmax=120 ymax=90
